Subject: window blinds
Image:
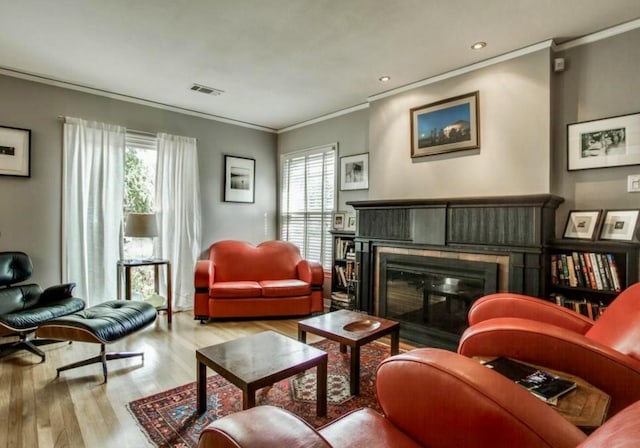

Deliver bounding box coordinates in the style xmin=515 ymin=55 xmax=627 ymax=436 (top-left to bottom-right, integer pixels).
xmin=280 ymin=144 xmax=336 ymax=270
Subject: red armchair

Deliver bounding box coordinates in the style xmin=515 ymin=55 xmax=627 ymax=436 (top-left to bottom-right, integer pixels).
xmin=194 ymin=240 xmax=324 ymax=321
xmin=458 ymin=282 xmax=640 ymax=416
xmin=198 ymin=348 xmax=602 ymax=448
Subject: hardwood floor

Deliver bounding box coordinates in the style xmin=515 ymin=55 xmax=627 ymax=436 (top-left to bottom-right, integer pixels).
xmin=0 ymin=311 xmax=414 ymax=448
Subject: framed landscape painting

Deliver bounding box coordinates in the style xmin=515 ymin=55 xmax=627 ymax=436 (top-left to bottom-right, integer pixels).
xmin=224 ymin=155 xmax=255 ymax=203
xmin=567 ymin=112 xmax=640 ymax=171
xmin=410 ymin=91 xmax=479 ymax=158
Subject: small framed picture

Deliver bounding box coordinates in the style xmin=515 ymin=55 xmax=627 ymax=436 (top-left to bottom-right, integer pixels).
xmin=333 ymin=212 xmax=345 ymax=230
xmin=224 ymin=155 xmax=255 ymax=203
xmin=599 ymin=209 xmax=640 ymax=241
xmin=345 ymin=214 xmax=356 ymax=231
xmin=0 ymin=125 xmax=31 ymax=177
xmin=340 ymin=153 xmax=369 ymax=191
xmin=562 ymin=210 xmax=602 ymax=240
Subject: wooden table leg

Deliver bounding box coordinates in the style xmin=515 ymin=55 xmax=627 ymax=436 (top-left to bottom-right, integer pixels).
xmin=298 ymin=328 xmax=307 ymax=343
xmin=317 ymin=355 xmax=327 ymax=416
xmin=116 ymin=265 xmax=122 ymax=299
xmin=125 ymin=266 xmax=132 ymax=300
xmin=197 ymin=360 xmax=207 ymax=414
xmin=390 ymin=328 xmax=400 ymax=355
xmin=350 ymin=345 xmax=360 ymax=396
xmin=243 ymin=385 xmax=256 ymax=410
xmin=166 ymin=262 xmax=172 ymax=324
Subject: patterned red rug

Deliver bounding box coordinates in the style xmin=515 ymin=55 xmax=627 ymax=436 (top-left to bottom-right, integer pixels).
xmin=128 ymin=338 xmax=391 ymax=447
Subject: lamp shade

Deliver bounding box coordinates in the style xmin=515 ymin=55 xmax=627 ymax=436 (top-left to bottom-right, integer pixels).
xmin=125 ymin=213 xmax=158 ymax=238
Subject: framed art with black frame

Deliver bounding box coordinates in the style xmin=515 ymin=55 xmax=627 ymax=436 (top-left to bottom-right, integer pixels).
xmin=224 ymin=155 xmax=255 ymax=203
xmin=0 ymin=125 xmax=31 ymax=177
xmin=567 ymin=112 xmax=640 ymax=171
xmin=599 ymin=209 xmax=640 ymax=241
xmin=562 ymin=210 xmax=602 ymax=240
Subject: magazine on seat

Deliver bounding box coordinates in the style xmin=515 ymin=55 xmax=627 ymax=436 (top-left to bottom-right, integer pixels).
xmin=483 ymin=357 xmax=577 ymax=404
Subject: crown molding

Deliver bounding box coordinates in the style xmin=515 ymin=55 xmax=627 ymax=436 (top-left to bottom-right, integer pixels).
xmin=278 ymin=103 xmax=369 ymax=134
xmin=0 ymin=66 xmax=277 ymax=133
xmin=554 ymin=17 xmax=640 ymax=51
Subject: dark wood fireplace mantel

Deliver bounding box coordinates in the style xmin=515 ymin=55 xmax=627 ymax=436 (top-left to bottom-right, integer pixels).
xmin=347 ymin=194 xmax=564 ymax=315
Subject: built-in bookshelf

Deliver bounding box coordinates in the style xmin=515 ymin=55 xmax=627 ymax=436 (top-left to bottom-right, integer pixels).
xmin=547 ymin=240 xmax=639 ymax=320
xmin=330 ymin=231 xmax=358 ymax=311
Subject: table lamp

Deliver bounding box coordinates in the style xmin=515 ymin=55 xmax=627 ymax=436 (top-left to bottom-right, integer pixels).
xmin=125 ymin=212 xmax=158 ymax=260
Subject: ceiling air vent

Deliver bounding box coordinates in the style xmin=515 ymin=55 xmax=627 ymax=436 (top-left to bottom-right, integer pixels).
xmin=190 ymin=83 xmax=224 ymax=96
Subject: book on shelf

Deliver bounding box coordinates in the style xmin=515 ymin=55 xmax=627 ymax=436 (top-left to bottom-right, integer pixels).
xmin=550 ymin=293 xmax=607 ymax=320
xmin=551 ymin=251 xmax=622 ymax=292
xmin=483 ymin=357 xmax=576 ymax=404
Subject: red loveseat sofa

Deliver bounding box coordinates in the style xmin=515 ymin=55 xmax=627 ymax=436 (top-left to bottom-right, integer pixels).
xmin=194 ymin=240 xmax=324 ymax=321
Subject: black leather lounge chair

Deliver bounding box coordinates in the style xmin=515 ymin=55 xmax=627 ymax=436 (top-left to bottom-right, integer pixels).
xmin=0 ymin=251 xmax=86 ymax=361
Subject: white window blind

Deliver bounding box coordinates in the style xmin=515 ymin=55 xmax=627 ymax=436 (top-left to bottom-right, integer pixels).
xmin=280 ymin=144 xmax=336 ymax=270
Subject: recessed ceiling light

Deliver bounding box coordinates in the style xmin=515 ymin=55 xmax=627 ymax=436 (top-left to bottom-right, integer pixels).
xmin=379 ymin=76 xmax=391 ymax=82
xmin=471 ymin=41 xmax=487 ymax=50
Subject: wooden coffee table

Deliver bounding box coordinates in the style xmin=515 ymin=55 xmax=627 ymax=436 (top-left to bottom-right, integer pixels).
xmin=196 ymin=331 xmax=327 ymax=416
xmin=298 ymin=309 xmax=400 ymax=396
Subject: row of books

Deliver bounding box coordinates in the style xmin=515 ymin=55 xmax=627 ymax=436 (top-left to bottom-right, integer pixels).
xmin=335 ymin=238 xmax=355 ymax=260
xmin=334 ymin=262 xmax=357 ymax=288
xmin=331 ymin=291 xmax=354 ymax=309
xmin=550 ymin=251 xmax=621 ymax=292
xmin=551 ymin=293 xmax=608 ymax=320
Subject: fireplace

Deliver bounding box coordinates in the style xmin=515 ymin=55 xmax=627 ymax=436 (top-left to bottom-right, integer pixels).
xmin=348 ymin=195 xmax=563 ymax=349
xmin=379 ymin=253 xmax=498 ymax=349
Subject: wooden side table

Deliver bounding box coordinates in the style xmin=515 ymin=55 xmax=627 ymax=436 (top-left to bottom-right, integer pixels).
xmin=476 ymin=357 xmax=610 ymax=432
xmin=117 ymin=258 xmax=172 ymax=324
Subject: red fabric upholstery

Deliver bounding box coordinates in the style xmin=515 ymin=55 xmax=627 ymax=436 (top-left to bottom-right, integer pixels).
xmin=193 ymin=240 xmax=324 ymax=320
xmin=458 ymin=282 xmax=640 ymax=416
xmin=199 ymin=348 xmax=601 ymax=448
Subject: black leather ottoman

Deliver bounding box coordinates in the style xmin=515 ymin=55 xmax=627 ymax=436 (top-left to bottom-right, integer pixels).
xmin=36 ymin=300 xmax=157 ymax=382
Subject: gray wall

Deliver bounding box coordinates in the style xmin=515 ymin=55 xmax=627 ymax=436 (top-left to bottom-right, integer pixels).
xmin=277 ymin=108 xmax=370 ymax=213
xmin=0 ymin=74 xmax=276 ymax=286
xmin=369 ymin=49 xmax=552 ymax=199
xmin=552 ymin=28 xmax=640 ymax=233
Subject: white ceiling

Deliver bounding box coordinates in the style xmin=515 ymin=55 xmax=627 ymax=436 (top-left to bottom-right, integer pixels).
xmin=1 ymin=1 xmax=640 ymax=131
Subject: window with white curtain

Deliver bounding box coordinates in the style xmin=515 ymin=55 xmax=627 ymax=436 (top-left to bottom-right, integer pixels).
xmin=280 ymin=144 xmax=336 ymax=270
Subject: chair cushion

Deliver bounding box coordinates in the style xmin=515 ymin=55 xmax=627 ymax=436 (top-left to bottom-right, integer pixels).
xmin=37 ymin=300 xmax=156 ymax=343
xmin=0 ymin=251 xmax=32 ymax=287
xmin=210 ymin=281 xmax=262 ymax=298
xmin=260 ymin=279 xmax=310 ymax=297
xmin=0 ymin=296 xmax=85 ymax=331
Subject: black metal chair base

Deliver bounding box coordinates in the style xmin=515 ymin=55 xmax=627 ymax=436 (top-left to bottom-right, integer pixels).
xmin=56 ymin=343 xmax=144 ymax=383
xmin=0 ymin=334 xmax=66 ymax=362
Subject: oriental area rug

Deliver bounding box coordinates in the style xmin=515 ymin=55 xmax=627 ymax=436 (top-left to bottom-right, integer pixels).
xmin=128 ymin=339 xmax=390 ymax=448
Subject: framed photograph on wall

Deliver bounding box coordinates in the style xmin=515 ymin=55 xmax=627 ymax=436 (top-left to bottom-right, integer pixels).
xmin=567 ymin=112 xmax=640 ymax=171
xmin=562 ymin=210 xmax=602 ymax=240
xmin=224 ymin=155 xmax=255 ymax=203
xmin=340 ymin=153 xmax=369 ymax=190
xmin=345 ymin=213 xmax=356 ymax=231
xmin=599 ymin=209 xmax=640 ymax=241
xmin=333 ymin=212 xmax=345 ymax=230
xmin=0 ymin=125 xmax=31 ymax=177
xmin=410 ymin=91 xmax=479 ymax=158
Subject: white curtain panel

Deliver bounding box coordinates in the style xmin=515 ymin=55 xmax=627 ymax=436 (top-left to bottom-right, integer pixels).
xmin=156 ymin=133 xmax=202 ymax=311
xmin=62 ymin=118 xmax=125 ymax=305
